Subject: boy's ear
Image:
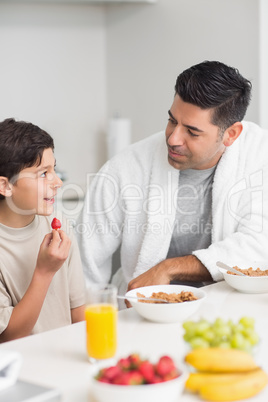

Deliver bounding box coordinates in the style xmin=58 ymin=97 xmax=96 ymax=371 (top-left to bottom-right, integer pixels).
xmin=0 ymin=177 xmax=13 ymax=197
xmin=223 ymin=122 xmax=243 ymax=147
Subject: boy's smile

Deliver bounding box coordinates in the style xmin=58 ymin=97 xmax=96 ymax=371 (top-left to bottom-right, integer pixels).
xmin=3 ymin=148 xmax=62 ymax=227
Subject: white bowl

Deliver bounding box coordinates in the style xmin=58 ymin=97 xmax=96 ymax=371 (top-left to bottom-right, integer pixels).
xmin=91 ymin=368 xmax=186 ymax=402
xmin=219 ymin=261 xmax=268 ymax=294
xmin=125 ymin=285 xmax=206 ymax=323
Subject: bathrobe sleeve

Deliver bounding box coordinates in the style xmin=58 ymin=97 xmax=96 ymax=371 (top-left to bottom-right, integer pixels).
xmin=75 ymin=161 xmax=125 ymax=285
xmin=194 ymin=122 xmax=268 ymax=281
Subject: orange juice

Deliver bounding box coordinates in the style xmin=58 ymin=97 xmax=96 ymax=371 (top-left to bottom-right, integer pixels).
xmin=85 ymin=304 xmax=117 ymax=360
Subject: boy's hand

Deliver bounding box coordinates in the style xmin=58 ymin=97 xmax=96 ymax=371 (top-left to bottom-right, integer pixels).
xmin=36 ymin=229 xmax=71 ymax=277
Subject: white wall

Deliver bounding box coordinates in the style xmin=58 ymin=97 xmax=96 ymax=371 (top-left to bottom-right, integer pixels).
xmin=0 ymin=0 xmax=262 ymax=193
xmin=106 ymin=0 xmax=260 ymax=142
xmin=0 ymin=3 xmax=107 ymax=191
xmin=260 ymin=0 xmax=268 ymax=129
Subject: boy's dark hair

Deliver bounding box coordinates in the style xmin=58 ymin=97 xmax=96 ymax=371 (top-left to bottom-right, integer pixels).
xmin=175 ymin=60 xmax=252 ymax=132
xmin=0 ymin=118 xmax=54 ymax=200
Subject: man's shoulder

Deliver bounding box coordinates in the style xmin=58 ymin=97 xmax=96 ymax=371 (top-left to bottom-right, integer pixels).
xmin=131 ymin=131 xmax=164 ymax=148
xmin=236 ymin=121 xmax=268 ymax=155
xmin=105 ymin=131 xmax=165 ymax=170
xmin=242 ymin=121 xmax=268 ymax=142
xmin=117 ymin=131 xmax=164 ymax=158
xmin=235 ymin=121 xmax=268 ymax=167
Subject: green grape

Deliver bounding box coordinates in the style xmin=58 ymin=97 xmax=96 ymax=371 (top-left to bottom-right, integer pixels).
xmin=182 ymin=320 xmax=195 ymax=331
xmin=214 ymin=324 xmax=232 ymax=338
xmin=182 ymin=316 xmax=259 ymax=352
xmin=230 ymin=333 xmax=245 ymax=349
xmin=227 ymin=319 xmax=235 ymax=329
xmin=190 ymin=337 xmax=209 ymax=349
xmin=182 ymin=321 xmax=198 ymax=337
xmin=213 ymin=318 xmax=226 ymax=327
xmin=218 ymin=341 xmax=231 ymax=349
xmin=195 ymin=320 xmax=211 ymax=335
xmin=241 ymin=327 xmax=254 ymax=338
xmin=211 ymin=336 xmax=222 ymax=347
xmin=232 ymin=323 xmax=244 ymax=333
xmin=203 ymin=329 xmax=215 ymax=342
xmin=183 ymin=332 xmax=194 ymax=342
xmin=239 ymin=316 xmax=255 ymax=329
xmin=247 ymin=331 xmax=259 ymax=346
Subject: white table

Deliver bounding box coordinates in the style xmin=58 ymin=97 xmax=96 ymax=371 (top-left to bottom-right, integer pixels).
xmin=1 ymin=281 xmax=268 ymax=401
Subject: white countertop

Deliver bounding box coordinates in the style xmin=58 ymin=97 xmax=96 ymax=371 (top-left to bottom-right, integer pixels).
xmin=0 ymin=281 xmax=268 ymax=401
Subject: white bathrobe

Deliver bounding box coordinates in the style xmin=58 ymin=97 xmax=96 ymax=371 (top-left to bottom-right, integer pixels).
xmin=76 ymin=121 xmax=268 ymax=297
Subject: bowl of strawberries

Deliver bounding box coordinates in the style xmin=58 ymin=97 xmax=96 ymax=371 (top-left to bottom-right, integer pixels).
xmin=91 ymin=353 xmax=186 ymax=402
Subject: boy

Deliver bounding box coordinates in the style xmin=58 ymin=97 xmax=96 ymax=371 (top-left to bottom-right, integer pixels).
xmin=0 ymin=118 xmax=85 ymax=342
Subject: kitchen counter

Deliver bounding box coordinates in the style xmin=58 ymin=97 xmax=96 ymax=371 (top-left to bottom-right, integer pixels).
xmin=0 ymin=281 xmax=268 ymax=401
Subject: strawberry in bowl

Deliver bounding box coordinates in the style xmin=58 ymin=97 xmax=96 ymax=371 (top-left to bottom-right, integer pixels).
xmin=91 ymin=354 xmax=186 ymax=402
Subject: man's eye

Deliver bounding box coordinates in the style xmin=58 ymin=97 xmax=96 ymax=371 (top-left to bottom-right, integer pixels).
xmin=168 ymin=118 xmax=177 ymax=125
xmin=188 ymin=129 xmax=199 ymax=137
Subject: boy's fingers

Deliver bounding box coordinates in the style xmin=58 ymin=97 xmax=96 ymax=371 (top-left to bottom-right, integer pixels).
xmin=56 ymin=229 xmax=66 ymax=240
xmin=41 ymin=232 xmax=53 ymax=247
xmin=50 ymin=229 xmax=61 ymax=242
xmin=51 ymin=229 xmax=71 ymax=251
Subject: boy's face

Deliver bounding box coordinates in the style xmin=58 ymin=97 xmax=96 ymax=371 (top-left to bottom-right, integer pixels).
xmin=9 ymin=148 xmax=62 ymax=216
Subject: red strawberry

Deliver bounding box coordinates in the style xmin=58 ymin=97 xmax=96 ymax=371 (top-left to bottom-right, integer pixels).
xmin=150 ymin=375 xmax=163 ymax=384
xmin=113 ymin=370 xmax=144 ymax=385
xmin=155 ymin=356 xmax=176 ymax=378
xmin=126 ymin=371 xmax=144 ymax=385
xmin=51 ymin=217 xmax=61 ymax=230
xmin=162 ymin=369 xmax=179 ymax=381
xmin=118 ymin=357 xmax=132 ymax=371
xmin=129 ymin=353 xmax=142 ymax=369
xmin=101 ymin=366 xmax=121 ymax=381
xmin=138 ymin=360 xmax=155 ymax=383
xmin=98 ymin=377 xmax=111 ymax=384
xmin=113 ymin=372 xmax=132 ymax=385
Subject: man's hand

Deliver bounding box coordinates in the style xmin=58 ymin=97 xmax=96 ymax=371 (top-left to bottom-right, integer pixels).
xmin=127 ymin=260 xmax=170 ymax=292
xmin=36 ymin=229 xmax=71 ymax=277
xmin=127 ymin=255 xmax=212 ymax=292
xmin=124 ymin=260 xmax=171 ymax=308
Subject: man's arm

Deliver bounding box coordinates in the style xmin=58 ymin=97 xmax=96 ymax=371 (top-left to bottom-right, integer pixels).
xmin=0 ymin=230 xmax=70 ymax=343
xmin=127 ymin=255 xmax=212 ymax=291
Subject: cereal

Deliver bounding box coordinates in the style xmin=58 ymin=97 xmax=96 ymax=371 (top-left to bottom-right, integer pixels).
xmin=136 ymin=291 xmax=197 ymax=304
xmin=227 ymin=266 xmax=268 ymax=277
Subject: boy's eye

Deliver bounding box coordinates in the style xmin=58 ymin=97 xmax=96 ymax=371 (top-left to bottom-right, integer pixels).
xmin=40 ymin=171 xmax=47 ymax=178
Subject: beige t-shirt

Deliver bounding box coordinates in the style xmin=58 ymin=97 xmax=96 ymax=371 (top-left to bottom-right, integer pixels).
xmin=0 ymin=215 xmax=85 ymax=335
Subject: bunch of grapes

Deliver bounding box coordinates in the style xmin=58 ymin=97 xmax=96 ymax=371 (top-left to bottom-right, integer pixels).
xmin=183 ymin=317 xmax=259 ymax=352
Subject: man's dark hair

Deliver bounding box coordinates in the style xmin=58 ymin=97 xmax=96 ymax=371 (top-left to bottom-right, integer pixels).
xmin=0 ymin=118 xmax=54 ymax=200
xmin=175 ymin=61 xmax=252 ymax=132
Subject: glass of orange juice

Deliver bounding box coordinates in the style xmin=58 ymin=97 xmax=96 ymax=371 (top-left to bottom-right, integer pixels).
xmin=85 ymin=284 xmax=118 ymax=363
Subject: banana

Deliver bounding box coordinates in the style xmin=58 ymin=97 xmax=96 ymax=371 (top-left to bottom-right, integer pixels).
xmin=185 ymin=372 xmax=246 ymax=392
xmin=199 ymin=368 xmax=268 ymax=401
xmin=185 ymin=347 xmax=258 ymax=372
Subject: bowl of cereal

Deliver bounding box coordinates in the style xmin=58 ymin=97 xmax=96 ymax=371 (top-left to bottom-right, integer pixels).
xmin=218 ymin=261 xmax=268 ymax=294
xmin=125 ymin=285 xmax=206 ymax=323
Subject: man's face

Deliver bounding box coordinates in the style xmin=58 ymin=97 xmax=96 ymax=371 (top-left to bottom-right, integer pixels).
xmin=165 ymin=95 xmax=226 ymax=170
xmin=9 ymin=148 xmax=62 ymax=217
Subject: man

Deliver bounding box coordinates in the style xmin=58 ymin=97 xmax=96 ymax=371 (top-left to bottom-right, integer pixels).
xmin=76 ymin=61 xmax=268 ymax=304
